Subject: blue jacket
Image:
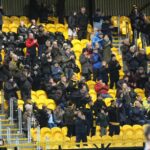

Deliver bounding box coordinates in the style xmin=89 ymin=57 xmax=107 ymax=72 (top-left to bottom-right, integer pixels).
xmin=91 ymin=53 xmax=102 ymax=69
xmin=51 ymin=66 xmax=63 ymax=79
xmin=92 ymin=32 xmax=104 ymax=49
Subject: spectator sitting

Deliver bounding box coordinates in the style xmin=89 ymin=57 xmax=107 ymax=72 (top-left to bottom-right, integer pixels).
xmin=94 ymin=80 xmax=111 ymax=98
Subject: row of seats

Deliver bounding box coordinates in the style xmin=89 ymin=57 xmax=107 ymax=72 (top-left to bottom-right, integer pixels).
xmin=30 ymin=125 xmax=146 ymax=149
xmin=111 ymin=16 xmax=133 ymax=36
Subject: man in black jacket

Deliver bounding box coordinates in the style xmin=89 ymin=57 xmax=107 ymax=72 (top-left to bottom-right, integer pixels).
xmin=77 ymin=7 xmax=88 ymax=40
xmin=108 ymin=100 xmax=120 ymax=136
xmin=68 ymin=11 xmax=78 ymax=40
xmin=108 ymin=54 xmax=121 ymax=89
xmin=75 ymin=110 xmax=87 ymax=146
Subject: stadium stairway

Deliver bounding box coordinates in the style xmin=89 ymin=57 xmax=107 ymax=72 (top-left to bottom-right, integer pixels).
xmin=0 ymin=114 xmax=35 ymax=149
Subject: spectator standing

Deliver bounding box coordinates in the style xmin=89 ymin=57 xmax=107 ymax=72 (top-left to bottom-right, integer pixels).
xmin=93 ymin=9 xmax=103 ymax=31
xmin=79 ymin=49 xmax=92 ymax=81
xmin=68 ymin=11 xmax=78 ymax=40
xmin=108 ymin=101 xmax=120 ymax=136
xmin=108 ymin=54 xmax=121 ymax=89
xmin=77 ymin=7 xmax=88 ymax=40
xmin=91 ymin=48 xmax=102 ymax=81
xmin=75 ymin=110 xmax=87 ymax=146
xmin=26 ymin=33 xmax=39 ymax=65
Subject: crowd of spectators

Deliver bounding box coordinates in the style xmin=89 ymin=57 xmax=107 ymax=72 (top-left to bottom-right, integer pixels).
xmin=0 ymin=5 xmax=150 ymax=144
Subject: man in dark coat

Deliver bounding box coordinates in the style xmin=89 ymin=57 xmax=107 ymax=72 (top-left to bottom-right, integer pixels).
xmin=4 ymin=76 xmax=18 ymax=101
xmin=79 ymin=49 xmax=92 ymax=81
xmin=19 ymin=70 xmax=32 ymax=101
xmin=17 ymin=21 xmax=28 ymax=38
xmin=108 ymin=101 xmax=120 ymax=136
xmin=108 ymin=54 xmax=121 ymax=89
xmin=68 ymin=11 xmax=78 ymax=40
xmin=75 ymin=110 xmax=87 ymax=145
xmin=77 ymin=7 xmax=88 ymax=40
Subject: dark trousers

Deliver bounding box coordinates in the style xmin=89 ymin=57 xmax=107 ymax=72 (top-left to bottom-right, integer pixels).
xmin=76 ymin=132 xmax=87 ymax=144
xmin=93 ymin=68 xmax=100 ymax=81
xmin=110 ymin=79 xmax=118 ymax=89
xmin=0 ymin=24 xmax=2 ymax=30
xmin=78 ymin=29 xmax=87 ymax=40
xmin=67 ymin=124 xmax=75 ymax=137
xmin=38 ymin=44 xmax=45 ymax=58
xmin=109 ymin=124 xmax=120 ymax=136
xmin=21 ymin=89 xmax=31 ymax=101
xmin=82 ymin=73 xmax=91 ymax=81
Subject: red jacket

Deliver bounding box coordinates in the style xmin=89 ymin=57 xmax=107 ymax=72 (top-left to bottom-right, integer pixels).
xmin=26 ymin=38 xmax=39 ymax=48
xmin=25 ymin=38 xmax=39 ymax=56
xmin=94 ymin=82 xmax=109 ymax=94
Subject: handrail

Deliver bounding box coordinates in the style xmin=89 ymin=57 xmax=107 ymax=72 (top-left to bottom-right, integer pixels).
xmin=9 ymin=98 xmax=14 ymax=124
xmin=18 ymin=109 xmax=22 ymax=134
xmin=27 ymin=117 xmax=31 ymax=143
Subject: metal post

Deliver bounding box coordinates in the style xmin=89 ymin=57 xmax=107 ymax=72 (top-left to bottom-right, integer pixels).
xmin=37 ymin=126 xmax=41 ymax=150
xmin=9 ymin=98 xmax=14 ymax=124
xmin=6 ymin=127 xmax=11 ymax=144
xmin=27 ymin=117 xmax=31 ymax=143
xmin=18 ymin=109 xmax=22 ymax=134
xmin=1 ymin=90 xmax=4 ymax=114
xmin=16 ymin=137 xmax=20 ymax=150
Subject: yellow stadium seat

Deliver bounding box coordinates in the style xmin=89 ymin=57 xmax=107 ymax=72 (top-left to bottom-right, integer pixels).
xmin=146 ymin=47 xmax=150 ymax=55
xmin=39 ymin=95 xmax=47 ymax=99
xmin=61 ymin=127 xmax=68 ymax=136
xmin=89 ymin=89 xmax=96 ymax=95
xmin=87 ymin=24 xmax=93 ymax=33
xmin=72 ymin=39 xmax=81 ymax=46
xmin=56 ymin=24 xmax=65 ymax=32
xmin=81 ymin=39 xmax=90 ymax=48
xmin=103 ymin=97 xmax=114 ymax=107
xmin=3 ymin=16 xmax=10 ymax=21
xmin=90 ymin=93 xmax=97 ymax=102
xmin=36 ymin=100 xmax=45 ymax=109
xmin=9 ymin=23 xmax=18 ymax=29
xmin=120 ymin=16 xmax=130 ymax=23
xmin=20 ymin=16 xmax=28 ymax=21
xmin=40 ymin=127 xmax=51 ymax=136
xmin=111 ymin=47 xmax=118 ymax=52
xmin=86 ymin=80 xmax=96 ymax=89
xmin=108 ymin=89 xmax=116 ymax=98
xmin=122 ymin=125 xmax=132 ymax=132
xmin=51 ymin=127 xmax=62 ymax=135
xmin=102 ymin=135 xmax=112 ymax=145
xmin=3 ymin=20 xmax=11 ymax=24
xmin=73 ymin=45 xmax=82 ymax=52
xmin=2 ymin=27 xmax=9 ymax=33
xmin=18 ymin=99 xmax=24 ymax=110
xmin=10 ymin=27 xmax=17 ymax=33
xmin=3 ymin=24 xmax=9 ymax=28
xmin=36 ymin=90 xmax=46 ymax=97
xmin=112 ymin=135 xmax=123 ymax=147
xmin=10 ymin=16 xmax=20 ymax=22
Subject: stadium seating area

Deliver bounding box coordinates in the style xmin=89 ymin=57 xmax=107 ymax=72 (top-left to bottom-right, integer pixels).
xmin=0 ymin=14 xmax=150 ymax=149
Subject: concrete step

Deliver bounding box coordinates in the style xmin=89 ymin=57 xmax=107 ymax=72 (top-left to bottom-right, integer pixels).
xmin=1 ymin=123 xmax=16 ymax=129
xmin=1 ymin=128 xmax=19 ymax=134
xmin=1 ymin=133 xmax=24 ymax=139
